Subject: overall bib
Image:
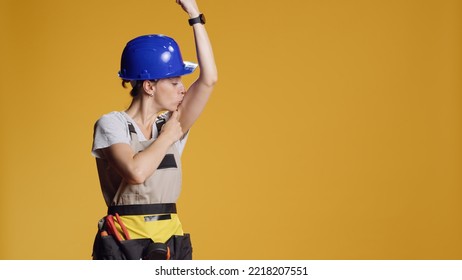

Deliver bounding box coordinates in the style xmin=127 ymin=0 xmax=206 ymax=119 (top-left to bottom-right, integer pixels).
xmin=92 ymin=118 xmax=192 ymax=260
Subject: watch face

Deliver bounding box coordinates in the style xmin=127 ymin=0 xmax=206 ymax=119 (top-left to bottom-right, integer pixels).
xmin=200 ymin=14 xmax=206 ymax=24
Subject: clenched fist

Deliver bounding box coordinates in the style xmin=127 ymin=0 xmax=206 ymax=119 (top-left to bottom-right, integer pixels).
xmin=160 ymin=110 xmax=184 ymax=144
xmin=175 ymin=0 xmax=200 ymax=18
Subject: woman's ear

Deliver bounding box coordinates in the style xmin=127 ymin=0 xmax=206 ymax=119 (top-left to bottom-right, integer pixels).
xmin=143 ymin=80 xmax=156 ymax=96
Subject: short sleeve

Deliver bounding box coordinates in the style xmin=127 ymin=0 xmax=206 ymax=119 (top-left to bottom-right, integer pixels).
xmin=91 ymin=112 xmax=131 ymax=158
xmin=175 ymin=129 xmax=190 ymax=156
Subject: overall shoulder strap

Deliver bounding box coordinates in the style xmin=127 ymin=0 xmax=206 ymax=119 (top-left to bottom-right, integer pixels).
xmin=155 ymin=117 xmax=166 ymax=134
xmin=127 ymin=121 xmax=137 ymax=140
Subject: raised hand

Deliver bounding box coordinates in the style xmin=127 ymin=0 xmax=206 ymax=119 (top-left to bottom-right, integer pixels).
xmin=160 ymin=110 xmax=184 ymax=143
xmin=175 ymin=0 xmax=200 ymax=17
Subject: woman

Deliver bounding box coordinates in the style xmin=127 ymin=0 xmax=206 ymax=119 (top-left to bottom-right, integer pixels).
xmin=91 ymin=0 xmax=217 ymax=260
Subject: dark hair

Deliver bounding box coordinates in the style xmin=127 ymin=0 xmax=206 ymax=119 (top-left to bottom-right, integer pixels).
xmin=122 ymin=80 xmax=158 ymax=97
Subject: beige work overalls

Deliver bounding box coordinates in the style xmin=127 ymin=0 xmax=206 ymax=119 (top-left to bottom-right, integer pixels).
xmin=111 ymin=120 xmax=185 ymax=242
xmin=93 ymin=116 xmax=191 ymax=260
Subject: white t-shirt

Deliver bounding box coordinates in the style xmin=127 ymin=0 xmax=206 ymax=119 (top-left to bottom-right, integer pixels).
xmin=92 ymin=111 xmax=188 ymax=158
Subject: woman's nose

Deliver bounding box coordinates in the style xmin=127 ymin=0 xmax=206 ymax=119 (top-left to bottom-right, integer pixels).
xmin=179 ymin=83 xmax=185 ymax=94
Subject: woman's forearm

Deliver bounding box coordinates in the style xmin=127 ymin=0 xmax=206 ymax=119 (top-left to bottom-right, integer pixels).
xmin=192 ymin=20 xmax=218 ymax=87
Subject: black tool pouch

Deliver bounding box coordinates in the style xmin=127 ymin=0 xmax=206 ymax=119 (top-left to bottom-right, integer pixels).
xmin=92 ymin=233 xmax=125 ymax=260
xmin=165 ymin=234 xmax=193 ymax=260
xmin=92 ymin=229 xmax=192 ymax=260
xmin=92 ymin=227 xmax=149 ymax=260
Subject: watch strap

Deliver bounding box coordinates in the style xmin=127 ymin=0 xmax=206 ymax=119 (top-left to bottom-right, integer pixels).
xmin=188 ymin=14 xmax=205 ymax=26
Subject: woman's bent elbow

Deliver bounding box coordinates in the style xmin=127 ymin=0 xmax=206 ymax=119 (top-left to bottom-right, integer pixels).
xmin=126 ymin=169 xmax=147 ymax=185
xmin=199 ymin=72 xmax=218 ymax=88
xmin=204 ymin=76 xmax=218 ymax=88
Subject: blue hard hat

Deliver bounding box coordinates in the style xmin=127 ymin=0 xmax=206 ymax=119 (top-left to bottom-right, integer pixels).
xmin=118 ymin=34 xmax=197 ymax=80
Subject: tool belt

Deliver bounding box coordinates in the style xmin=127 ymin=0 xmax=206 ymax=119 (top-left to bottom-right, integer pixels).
xmin=92 ymin=203 xmax=192 ymax=260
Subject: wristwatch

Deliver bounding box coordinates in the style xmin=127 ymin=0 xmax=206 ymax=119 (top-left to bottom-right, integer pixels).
xmin=188 ymin=14 xmax=206 ymax=26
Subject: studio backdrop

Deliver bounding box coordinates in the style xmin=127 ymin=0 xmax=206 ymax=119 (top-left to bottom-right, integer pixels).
xmin=1 ymin=0 xmax=461 ymax=259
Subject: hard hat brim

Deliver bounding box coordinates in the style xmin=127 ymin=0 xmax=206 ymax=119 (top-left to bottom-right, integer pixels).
xmin=118 ymin=61 xmax=198 ymax=80
xmin=173 ymin=61 xmax=198 ymax=78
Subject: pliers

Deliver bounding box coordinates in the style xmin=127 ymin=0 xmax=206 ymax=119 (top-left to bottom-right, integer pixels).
xmin=105 ymin=213 xmax=131 ymax=242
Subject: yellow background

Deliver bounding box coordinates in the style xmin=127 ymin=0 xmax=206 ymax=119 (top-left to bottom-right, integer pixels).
xmin=1 ymin=0 xmax=461 ymax=259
